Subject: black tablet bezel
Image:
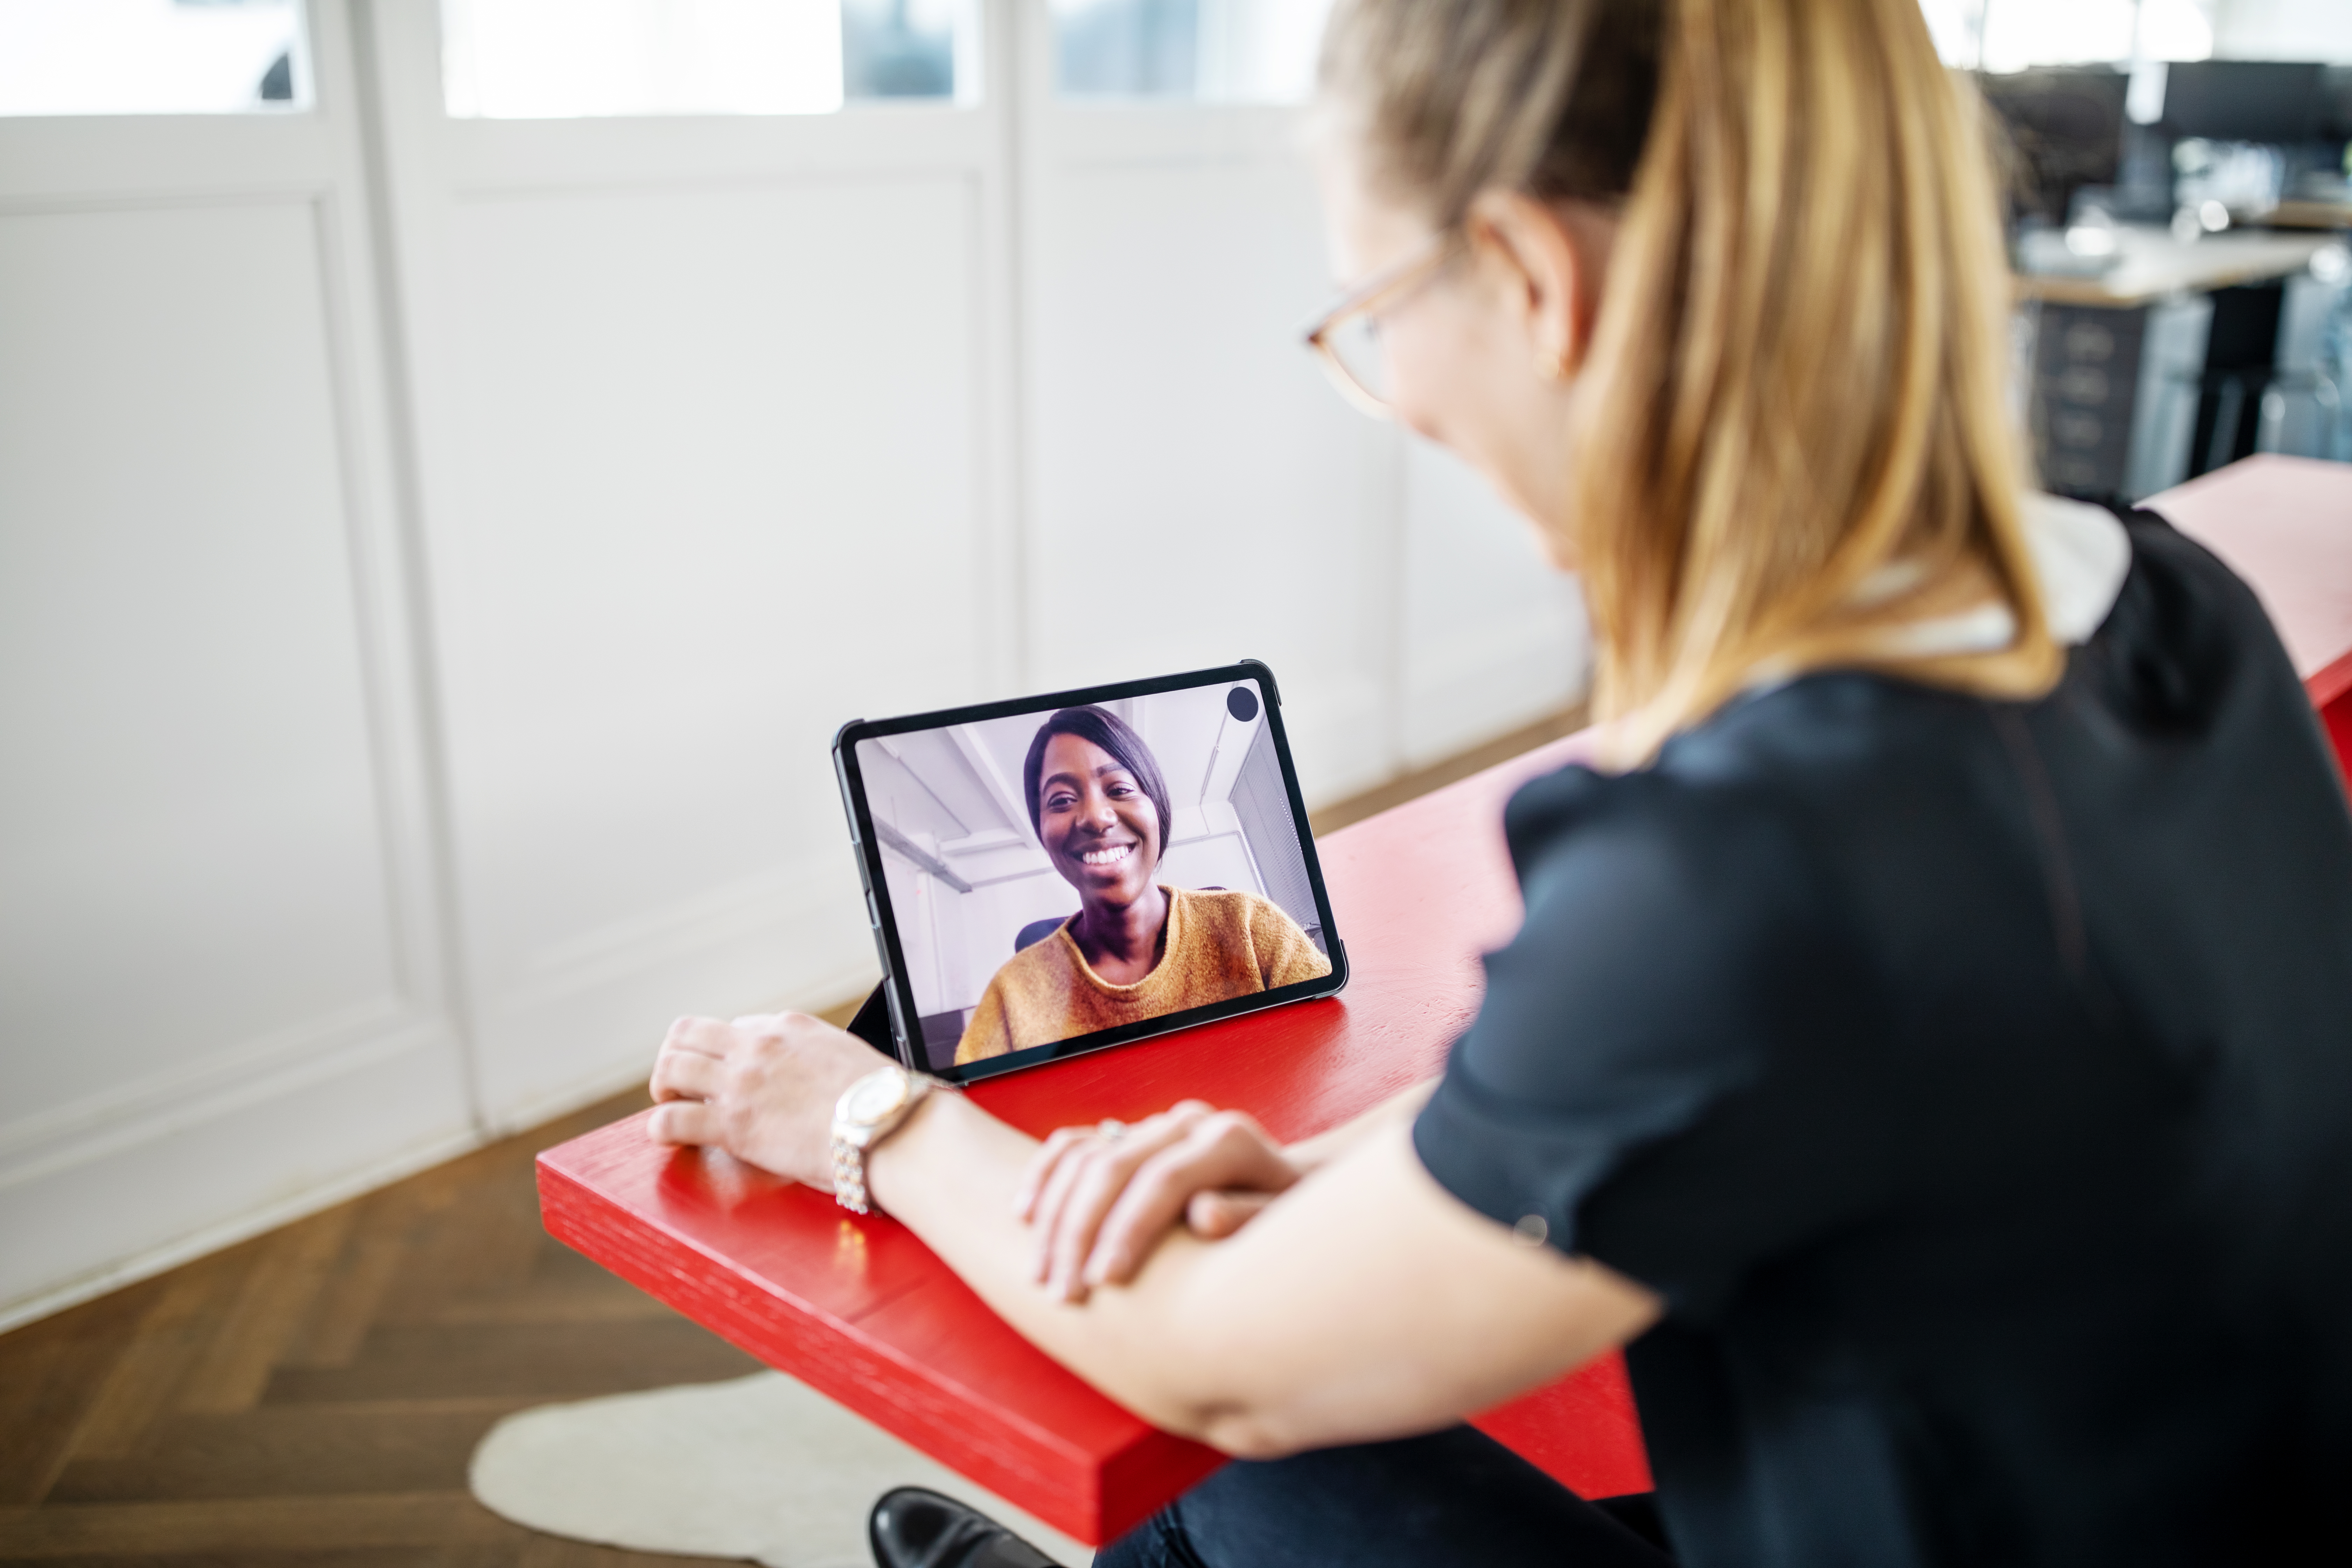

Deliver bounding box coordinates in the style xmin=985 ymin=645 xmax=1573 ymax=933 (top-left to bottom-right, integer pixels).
xmin=831 ymin=659 xmax=1349 ymax=1084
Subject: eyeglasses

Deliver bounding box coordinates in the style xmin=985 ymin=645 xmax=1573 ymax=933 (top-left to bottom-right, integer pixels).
xmin=1302 ymin=231 xmax=1464 ymax=419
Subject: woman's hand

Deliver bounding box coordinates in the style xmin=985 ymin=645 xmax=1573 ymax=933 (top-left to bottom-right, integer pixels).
xmin=647 ymin=1011 xmax=882 ymax=1185
xmin=1014 ymin=1101 xmax=1303 ymax=1302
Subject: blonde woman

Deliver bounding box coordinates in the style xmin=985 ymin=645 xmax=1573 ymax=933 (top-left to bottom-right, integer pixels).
xmin=648 ymin=1 xmax=2352 ymax=1563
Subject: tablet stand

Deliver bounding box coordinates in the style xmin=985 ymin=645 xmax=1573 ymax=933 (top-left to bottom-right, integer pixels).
xmin=846 ymin=983 xmax=899 ymax=1059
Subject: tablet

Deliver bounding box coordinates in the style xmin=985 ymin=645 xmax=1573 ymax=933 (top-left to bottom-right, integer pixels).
xmin=833 ymin=660 xmax=1348 ymax=1082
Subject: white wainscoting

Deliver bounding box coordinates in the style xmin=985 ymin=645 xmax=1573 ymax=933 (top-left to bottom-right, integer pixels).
xmin=0 ymin=0 xmax=1590 ymax=1329
xmin=362 ymin=0 xmax=1024 ymax=1130
xmin=428 ymin=174 xmax=990 ymax=1122
xmin=0 ymin=0 xmax=474 ymax=1327
xmin=1399 ymin=438 xmax=1591 ymax=767
xmin=1023 ymin=104 xmax=1407 ymax=802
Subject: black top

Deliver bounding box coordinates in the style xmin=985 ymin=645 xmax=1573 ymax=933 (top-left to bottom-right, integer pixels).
xmin=1414 ymin=514 xmax=2352 ymax=1568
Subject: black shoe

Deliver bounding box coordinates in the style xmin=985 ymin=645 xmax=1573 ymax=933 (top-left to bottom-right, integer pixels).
xmin=869 ymin=1486 xmax=1058 ymax=1568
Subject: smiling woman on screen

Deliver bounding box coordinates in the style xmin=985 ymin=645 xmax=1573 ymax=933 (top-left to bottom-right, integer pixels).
xmin=954 ymin=705 xmax=1330 ymax=1066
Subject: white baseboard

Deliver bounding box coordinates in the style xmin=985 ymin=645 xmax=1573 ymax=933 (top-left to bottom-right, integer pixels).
xmin=0 ymin=960 xmax=885 ymax=1336
xmin=0 ymin=999 xmax=445 ymax=1196
xmin=0 ymin=1018 xmax=475 ymax=1332
xmin=0 ymin=858 xmax=888 ymax=1334
xmin=0 ymin=1122 xmax=482 ymax=1338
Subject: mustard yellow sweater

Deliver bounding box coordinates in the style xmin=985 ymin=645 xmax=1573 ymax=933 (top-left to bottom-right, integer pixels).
xmin=954 ymin=887 xmax=1331 ymax=1065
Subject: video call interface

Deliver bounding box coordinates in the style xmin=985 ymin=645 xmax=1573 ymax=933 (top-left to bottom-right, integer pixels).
xmin=854 ymin=680 xmax=1332 ymax=1073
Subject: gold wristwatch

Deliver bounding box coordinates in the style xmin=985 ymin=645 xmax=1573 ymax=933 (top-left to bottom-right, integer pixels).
xmin=830 ymin=1064 xmax=945 ymax=1215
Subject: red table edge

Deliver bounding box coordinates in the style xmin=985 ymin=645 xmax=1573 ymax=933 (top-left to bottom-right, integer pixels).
xmin=540 ymin=1119 xmax=1651 ymax=1543
xmin=539 ymin=1150 xmax=1230 ymax=1542
xmin=2308 ymin=652 xmax=2352 ymax=789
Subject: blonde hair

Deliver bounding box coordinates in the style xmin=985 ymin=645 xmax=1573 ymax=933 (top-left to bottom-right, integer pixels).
xmin=1322 ymin=0 xmax=2060 ymax=763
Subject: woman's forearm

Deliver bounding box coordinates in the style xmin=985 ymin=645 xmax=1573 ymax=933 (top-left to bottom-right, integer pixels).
xmin=864 ymin=1088 xmax=1656 ymax=1457
xmin=643 ymin=1013 xmax=1644 ymax=1453
xmin=865 ymin=1092 xmax=1243 ymax=1436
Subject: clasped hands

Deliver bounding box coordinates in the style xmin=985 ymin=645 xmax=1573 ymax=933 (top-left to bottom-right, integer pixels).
xmin=1014 ymin=1099 xmax=1303 ymax=1303
xmin=648 ymin=1011 xmax=1306 ymax=1302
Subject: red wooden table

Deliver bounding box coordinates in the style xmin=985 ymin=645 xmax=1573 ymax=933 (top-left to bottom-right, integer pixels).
xmin=540 ymin=455 xmax=2351 ymax=1549
xmin=539 ymin=729 xmax=1650 ymax=1546
xmin=2147 ymin=455 xmax=2352 ymax=778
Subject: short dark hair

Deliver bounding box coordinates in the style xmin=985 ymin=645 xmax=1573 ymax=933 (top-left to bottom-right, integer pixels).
xmin=1022 ymin=706 xmax=1173 ymax=856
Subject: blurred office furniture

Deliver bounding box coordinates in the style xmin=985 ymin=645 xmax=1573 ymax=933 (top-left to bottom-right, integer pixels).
xmin=2164 ymin=59 xmax=2332 ymax=147
xmin=2017 ymin=233 xmax=2342 ymax=497
xmin=2192 ymin=281 xmax=2289 ymax=477
xmin=2323 ymin=281 xmax=2352 ymax=460
xmin=2165 ymin=59 xmax=2352 ymax=232
xmin=1999 ymin=54 xmax=2352 ymax=500
xmin=1977 ymin=67 xmax=2130 ymax=227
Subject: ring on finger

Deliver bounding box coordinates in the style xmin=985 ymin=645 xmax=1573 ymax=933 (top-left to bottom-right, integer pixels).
xmin=1097 ymin=1118 xmax=1126 ymax=1144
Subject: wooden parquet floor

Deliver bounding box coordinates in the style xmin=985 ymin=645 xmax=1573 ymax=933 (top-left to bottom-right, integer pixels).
xmin=0 ymin=1084 xmax=771 ymax=1567
xmin=0 ymin=701 xmax=1585 ymax=1567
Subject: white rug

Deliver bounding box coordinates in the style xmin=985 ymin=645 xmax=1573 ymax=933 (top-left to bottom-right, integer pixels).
xmin=469 ymin=1371 xmax=1096 ymax=1568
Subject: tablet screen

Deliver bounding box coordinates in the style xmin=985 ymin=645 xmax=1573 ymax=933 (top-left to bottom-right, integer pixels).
xmin=834 ymin=663 xmax=1345 ymax=1080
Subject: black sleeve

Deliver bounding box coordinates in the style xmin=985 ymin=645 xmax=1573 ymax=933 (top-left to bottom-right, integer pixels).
xmin=1412 ymin=764 xmax=1906 ymax=1322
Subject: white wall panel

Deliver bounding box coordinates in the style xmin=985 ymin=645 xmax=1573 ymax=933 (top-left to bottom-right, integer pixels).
xmin=1022 ymin=89 xmax=1587 ymax=807
xmin=420 ymin=176 xmax=987 ymax=1122
xmin=0 ymin=199 xmax=398 ymax=1106
xmin=0 ymin=191 xmax=471 ymax=1313
xmin=1025 ymin=125 xmax=1402 ymax=804
xmin=1399 ymin=438 xmax=1590 ymax=766
xmin=0 ymin=1021 xmax=470 ymax=1326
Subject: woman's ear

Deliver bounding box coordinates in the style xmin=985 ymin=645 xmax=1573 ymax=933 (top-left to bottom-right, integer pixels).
xmin=1462 ymin=188 xmax=1602 ymax=382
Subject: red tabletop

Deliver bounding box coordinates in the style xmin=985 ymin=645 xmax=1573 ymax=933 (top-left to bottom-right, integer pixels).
xmin=538 ymin=728 xmax=1651 ymax=1547
xmin=2147 ymin=454 xmax=2352 ymax=776
xmin=540 ymin=456 xmax=2352 ymax=1548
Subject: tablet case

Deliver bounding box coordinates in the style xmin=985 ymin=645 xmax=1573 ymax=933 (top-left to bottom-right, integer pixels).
xmin=834 ymin=659 xmax=1346 ymax=1080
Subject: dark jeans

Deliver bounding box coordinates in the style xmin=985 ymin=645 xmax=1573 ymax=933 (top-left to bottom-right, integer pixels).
xmin=1095 ymin=1426 xmax=1677 ymax=1568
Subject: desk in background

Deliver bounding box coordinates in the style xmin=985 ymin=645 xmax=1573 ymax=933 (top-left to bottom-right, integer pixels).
xmin=2017 ymin=230 xmax=2344 ymax=498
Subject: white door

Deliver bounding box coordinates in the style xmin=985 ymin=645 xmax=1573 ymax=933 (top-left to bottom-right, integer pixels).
xmin=0 ymin=0 xmax=473 ymax=1317
xmin=361 ymin=0 xmax=1018 ymax=1127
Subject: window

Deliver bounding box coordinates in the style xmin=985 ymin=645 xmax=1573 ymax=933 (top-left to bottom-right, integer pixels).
xmin=1052 ymin=0 xmax=1332 ymax=103
xmin=843 ymin=0 xmax=964 ymax=99
xmin=439 ymin=0 xmax=973 ymax=118
xmin=0 ymin=0 xmax=309 ymax=117
xmin=1920 ymin=0 xmax=2215 ymax=72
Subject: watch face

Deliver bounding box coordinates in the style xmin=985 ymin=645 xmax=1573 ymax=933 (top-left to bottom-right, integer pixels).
xmin=845 ymin=1069 xmax=910 ymax=1124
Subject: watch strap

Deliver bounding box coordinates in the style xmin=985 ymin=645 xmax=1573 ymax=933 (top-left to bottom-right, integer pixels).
xmin=830 ymin=1069 xmax=942 ymax=1216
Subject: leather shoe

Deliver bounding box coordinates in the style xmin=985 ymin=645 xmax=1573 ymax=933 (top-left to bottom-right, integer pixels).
xmin=869 ymin=1486 xmax=1058 ymax=1568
